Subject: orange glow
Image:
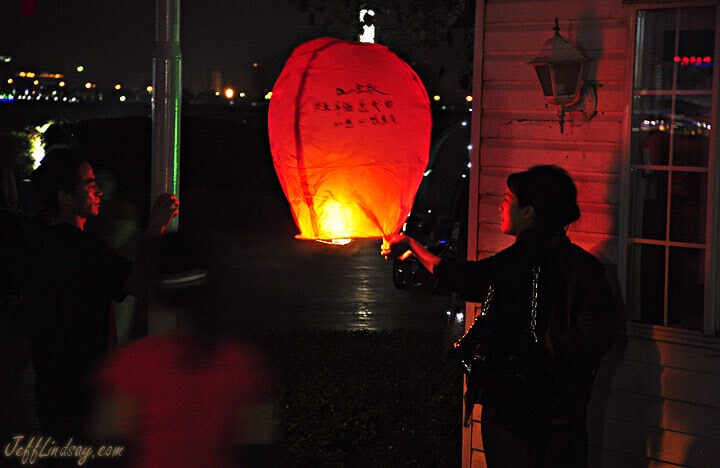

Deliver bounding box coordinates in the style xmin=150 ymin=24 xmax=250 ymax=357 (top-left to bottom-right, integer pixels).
xmin=19 ymin=72 xmax=26 ymax=77
xmin=433 ymin=95 xmax=440 ymax=101
xmin=84 ymin=82 xmax=92 ymax=89
xmin=146 ymin=86 xmax=153 ymax=93
xmin=268 ymin=38 xmax=431 ymax=243
xmin=33 ymin=80 xmax=39 ymax=85
xmin=224 ymin=87 xmax=234 ymax=99
xmin=58 ymin=81 xmax=65 ymax=87
xmin=465 ymin=95 xmax=473 ymax=102
xmin=114 ymin=84 xmax=121 ymax=90
xmin=7 ymin=79 xmax=13 ymax=84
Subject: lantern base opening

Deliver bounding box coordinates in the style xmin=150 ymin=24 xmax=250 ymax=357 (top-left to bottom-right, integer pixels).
xmin=314 ymin=238 xmax=353 ymax=245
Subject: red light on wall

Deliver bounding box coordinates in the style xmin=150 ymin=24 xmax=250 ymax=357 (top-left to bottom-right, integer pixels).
xmin=20 ymin=0 xmax=36 ymax=17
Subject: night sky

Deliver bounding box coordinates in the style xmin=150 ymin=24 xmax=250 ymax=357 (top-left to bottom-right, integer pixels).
xmin=0 ymin=0 xmax=470 ymax=99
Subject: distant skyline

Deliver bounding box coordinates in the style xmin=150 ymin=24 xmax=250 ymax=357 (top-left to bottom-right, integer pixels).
xmin=0 ymin=0 xmax=470 ymax=101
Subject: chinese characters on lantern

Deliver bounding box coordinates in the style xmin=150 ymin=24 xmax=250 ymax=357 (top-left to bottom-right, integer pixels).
xmin=312 ymin=83 xmax=398 ymax=129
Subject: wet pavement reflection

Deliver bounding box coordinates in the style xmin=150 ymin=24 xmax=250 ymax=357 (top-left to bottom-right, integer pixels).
xmin=202 ymin=230 xmax=457 ymax=331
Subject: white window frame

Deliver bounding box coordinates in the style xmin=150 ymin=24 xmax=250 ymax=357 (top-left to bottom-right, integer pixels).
xmin=620 ymin=1 xmax=720 ymax=341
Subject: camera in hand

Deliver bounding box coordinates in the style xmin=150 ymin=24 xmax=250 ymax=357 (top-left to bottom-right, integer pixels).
xmin=392 ymin=213 xmax=463 ymax=293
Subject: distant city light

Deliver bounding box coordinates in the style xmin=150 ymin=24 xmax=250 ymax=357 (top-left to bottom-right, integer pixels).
xmin=253 ymin=62 xmax=259 ymax=68
xmin=33 ymin=80 xmax=39 ymax=85
xmin=433 ymin=95 xmax=441 ymax=101
xmin=239 ymin=92 xmax=246 ymax=98
xmin=30 ymin=122 xmax=53 ymax=169
xmin=19 ymin=72 xmax=26 ymax=77
xmin=58 ymin=81 xmax=65 ymax=87
xmin=76 ymin=66 xmax=84 ymax=72
xmin=224 ymin=87 xmax=234 ymax=99
xmin=674 ymin=55 xmax=712 ymax=66
xmin=146 ymin=86 xmax=153 ymax=93
xmin=265 ymin=91 xmax=273 ymax=100
xmin=7 ymin=79 xmax=12 ymax=84
xmin=114 ymin=84 xmax=121 ymax=90
xmin=465 ymin=95 xmax=473 ymax=102
xmin=467 ymin=145 xmax=473 ymax=150
xmin=461 ymin=121 xmax=468 ymax=126
xmin=31 ymin=135 xmax=45 ymax=168
xmin=119 ymin=96 xmax=126 ymax=102
xmin=84 ymin=82 xmax=92 ymax=89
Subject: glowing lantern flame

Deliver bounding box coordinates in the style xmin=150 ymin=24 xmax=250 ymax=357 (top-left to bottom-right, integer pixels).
xmin=268 ymin=38 xmax=431 ymax=244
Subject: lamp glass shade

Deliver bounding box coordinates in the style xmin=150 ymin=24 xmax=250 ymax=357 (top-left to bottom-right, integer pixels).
xmin=268 ymin=38 xmax=431 ymax=242
xmin=534 ymin=65 xmax=554 ymax=97
xmin=553 ymin=62 xmax=582 ymax=99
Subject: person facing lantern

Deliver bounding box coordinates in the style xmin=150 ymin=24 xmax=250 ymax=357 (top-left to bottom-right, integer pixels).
xmin=382 ymin=165 xmax=618 ymax=467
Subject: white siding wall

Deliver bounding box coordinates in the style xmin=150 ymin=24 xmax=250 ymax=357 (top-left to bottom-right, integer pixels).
xmin=464 ymin=0 xmax=720 ymax=466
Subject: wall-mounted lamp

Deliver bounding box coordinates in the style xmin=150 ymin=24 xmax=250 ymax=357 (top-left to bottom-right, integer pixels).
xmin=529 ymin=18 xmax=597 ymax=133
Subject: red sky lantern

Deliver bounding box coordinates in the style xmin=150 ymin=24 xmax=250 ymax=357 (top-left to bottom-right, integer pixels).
xmin=268 ymin=37 xmax=431 ymax=244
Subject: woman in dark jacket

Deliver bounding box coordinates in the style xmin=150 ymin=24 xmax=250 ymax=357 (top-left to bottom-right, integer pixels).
xmin=382 ymin=165 xmax=617 ymax=467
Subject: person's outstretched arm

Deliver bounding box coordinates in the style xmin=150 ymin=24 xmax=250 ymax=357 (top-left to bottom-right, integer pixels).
xmin=381 ymin=232 xmax=441 ymax=274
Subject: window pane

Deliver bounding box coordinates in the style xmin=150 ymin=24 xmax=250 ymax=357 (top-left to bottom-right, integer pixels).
xmin=670 ymin=171 xmax=707 ymax=243
xmin=668 ymin=247 xmax=704 ymax=331
xmin=629 ymin=243 xmax=665 ymax=325
xmin=672 ymin=95 xmax=712 ymax=167
xmin=631 ymin=95 xmax=672 ymax=165
xmin=676 ymin=7 xmax=715 ymax=90
xmin=630 ymin=169 xmax=668 ymax=240
xmin=635 ymin=9 xmax=677 ymax=91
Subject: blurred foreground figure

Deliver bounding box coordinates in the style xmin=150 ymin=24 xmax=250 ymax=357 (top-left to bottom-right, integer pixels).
xmin=91 ymin=233 xmax=275 ymax=467
xmin=383 ymin=165 xmax=617 ymax=467
xmin=29 ymin=149 xmax=178 ymax=437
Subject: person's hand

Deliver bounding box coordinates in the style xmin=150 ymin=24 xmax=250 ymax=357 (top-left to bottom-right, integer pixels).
xmin=147 ymin=193 xmax=179 ymax=235
xmin=381 ymin=233 xmax=414 ymax=261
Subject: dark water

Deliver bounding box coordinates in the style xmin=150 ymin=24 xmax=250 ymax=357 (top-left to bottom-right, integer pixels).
xmin=198 ymin=230 xmax=460 ymax=332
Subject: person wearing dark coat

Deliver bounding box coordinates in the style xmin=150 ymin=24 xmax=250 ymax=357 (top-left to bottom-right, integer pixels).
xmin=28 ymin=149 xmax=178 ymax=439
xmin=382 ymin=165 xmax=618 ymax=468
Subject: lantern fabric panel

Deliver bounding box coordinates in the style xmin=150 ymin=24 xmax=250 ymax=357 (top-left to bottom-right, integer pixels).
xmin=269 ymin=37 xmax=431 ymax=241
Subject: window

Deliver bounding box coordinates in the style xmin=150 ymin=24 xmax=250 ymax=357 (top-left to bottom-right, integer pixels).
xmin=627 ymin=5 xmax=718 ymax=334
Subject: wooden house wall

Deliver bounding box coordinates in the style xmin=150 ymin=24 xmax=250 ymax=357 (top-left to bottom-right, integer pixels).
xmin=464 ymin=0 xmax=720 ymax=466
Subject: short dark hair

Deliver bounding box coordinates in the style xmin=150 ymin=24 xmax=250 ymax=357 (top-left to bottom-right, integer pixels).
xmin=42 ymin=123 xmax=76 ymax=149
xmin=507 ymin=165 xmax=580 ymax=232
xmin=31 ymin=149 xmax=88 ymax=215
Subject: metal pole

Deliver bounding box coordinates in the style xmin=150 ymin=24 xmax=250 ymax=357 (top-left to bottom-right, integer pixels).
xmin=148 ymin=0 xmax=181 ymax=336
xmin=152 ymin=0 xmax=182 ymax=232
